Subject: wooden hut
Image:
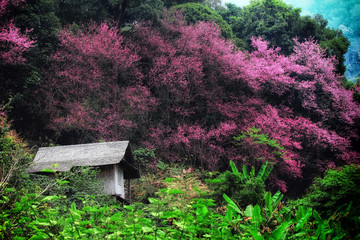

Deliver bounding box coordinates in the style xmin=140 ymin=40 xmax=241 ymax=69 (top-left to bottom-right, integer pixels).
xmin=27 ymin=141 xmax=139 ymax=200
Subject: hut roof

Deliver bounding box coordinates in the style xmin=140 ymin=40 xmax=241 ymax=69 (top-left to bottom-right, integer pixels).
xmin=27 ymin=141 xmax=139 ymax=178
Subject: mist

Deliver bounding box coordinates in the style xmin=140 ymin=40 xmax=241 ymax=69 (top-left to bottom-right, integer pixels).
xmin=285 ymin=0 xmax=360 ymax=80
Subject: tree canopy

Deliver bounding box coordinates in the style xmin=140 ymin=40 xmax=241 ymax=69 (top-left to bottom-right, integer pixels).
xmin=1 ymin=0 xmax=359 ymax=196
xmin=222 ymin=0 xmax=350 ymax=75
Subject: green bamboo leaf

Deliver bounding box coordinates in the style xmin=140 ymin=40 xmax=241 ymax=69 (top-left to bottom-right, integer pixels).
xmin=32 ymin=219 xmax=52 ymax=226
xmin=332 ymin=233 xmax=347 ymax=240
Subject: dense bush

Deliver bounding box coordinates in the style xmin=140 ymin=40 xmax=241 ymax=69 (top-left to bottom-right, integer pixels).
xmin=305 ymin=165 xmax=360 ymax=217
xmin=292 ymin=165 xmax=360 ymax=238
xmin=0 ymin=110 xmax=33 ymax=195
xmin=26 ymin=166 xmax=115 ymax=209
xmin=208 ymin=161 xmax=272 ymax=208
xmin=1 ymin=165 xmax=353 ymax=239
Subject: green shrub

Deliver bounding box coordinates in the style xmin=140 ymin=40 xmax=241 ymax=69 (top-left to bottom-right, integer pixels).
xmin=294 ymin=164 xmax=360 ymax=238
xmin=304 ymin=165 xmax=360 ymax=218
xmin=208 ymin=160 xmax=272 ymax=208
xmin=0 ymin=110 xmax=33 ymax=190
xmin=26 ymin=166 xmax=116 ymax=210
xmin=133 ymin=147 xmax=157 ymax=174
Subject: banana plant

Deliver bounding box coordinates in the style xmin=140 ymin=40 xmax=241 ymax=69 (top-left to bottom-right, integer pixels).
xmin=222 ymin=190 xmax=349 ymax=240
xmin=229 ymin=160 xmax=273 ymax=183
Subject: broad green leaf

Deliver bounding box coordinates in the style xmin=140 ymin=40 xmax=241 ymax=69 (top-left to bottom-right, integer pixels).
xmin=296 ymin=206 xmax=304 ymax=220
xmin=196 ymin=205 xmax=209 ymax=218
xmin=250 ymin=166 xmax=255 ymax=177
xmin=245 ymin=205 xmax=254 ymax=217
xmin=168 ymin=189 xmax=183 ymax=194
xmin=56 ymin=179 xmax=70 ymax=185
xmin=223 ymin=194 xmax=243 ymax=215
xmin=123 ymin=205 xmax=134 ymax=211
xmin=110 ymin=212 xmax=123 ymax=222
xmin=257 ymin=161 xmax=268 ymax=180
xmin=271 ymin=221 xmax=289 ymax=240
xmin=295 ymin=207 xmax=312 ymax=231
xmin=29 ymin=232 xmax=49 ymax=240
xmin=263 ymin=164 xmax=273 ymax=181
xmin=41 ymin=195 xmax=61 ymax=201
xmin=253 ymin=205 xmax=263 ymax=224
xmin=243 ymin=165 xmax=249 ymax=180
xmin=312 ymin=209 xmax=323 ymax=224
xmin=148 ymin=197 xmax=159 ymax=204
xmin=225 ymin=208 xmax=234 ymax=222
xmin=264 ymin=192 xmax=273 ymax=214
xmin=250 ymin=230 xmax=265 ymax=240
xmin=272 ymin=191 xmax=283 ymax=207
xmin=164 ymin=178 xmax=175 ymax=182
xmin=316 ymin=223 xmax=325 ymax=240
xmin=142 ymin=226 xmax=153 ymax=233
xmin=41 ymin=169 xmax=55 ymax=173
xmin=230 ymin=160 xmax=241 ymax=178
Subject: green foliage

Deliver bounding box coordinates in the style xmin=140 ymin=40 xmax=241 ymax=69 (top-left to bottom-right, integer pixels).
xmin=122 ymin=0 xmax=164 ymax=24
xmin=208 ymin=160 xmax=272 ymax=208
xmin=55 ymin=0 xmax=111 ymax=25
xmin=234 ymin=127 xmax=285 ymax=158
xmin=0 ymin=160 xmax=354 ymax=239
xmin=1 ymin=184 xmax=349 ymax=239
xmin=293 ymin=164 xmax=360 ymax=238
xmin=223 ymin=190 xmax=349 ymax=239
xmin=27 ymin=166 xmax=115 ymax=209
xmin=173 ymin=3 xmax=234 ymax=39
xmin=223 ymin=0 xmax=350 ymax=75
xmin=303 ymin=165 xmax=360 ymax=218
xmin=0 ymin=111 xmax=33 ymax=193
xmin=133 ymin=147 xmax=157 ymax=174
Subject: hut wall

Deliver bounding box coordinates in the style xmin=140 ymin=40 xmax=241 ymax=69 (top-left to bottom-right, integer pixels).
xmin=98 ymin=164 xmax=125 ymax=198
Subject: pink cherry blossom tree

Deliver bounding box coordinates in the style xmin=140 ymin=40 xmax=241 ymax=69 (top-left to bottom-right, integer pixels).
xmin=0 ymin=0 xmax=34 ymax=64
xmin=40 ymin=11 xmax=360 ymax=194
